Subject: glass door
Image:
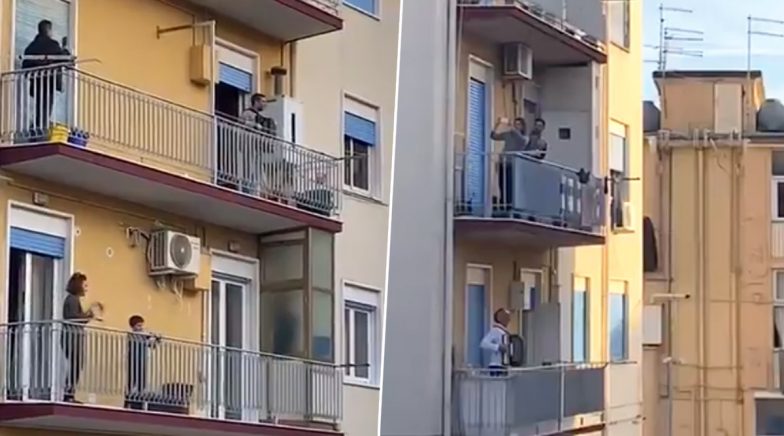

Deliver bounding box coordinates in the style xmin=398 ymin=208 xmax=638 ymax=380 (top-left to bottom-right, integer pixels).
xmin=209 ymin=276 xmax=251 ymax=421
xmin=6 ymin=248 xmax=61 ymax=401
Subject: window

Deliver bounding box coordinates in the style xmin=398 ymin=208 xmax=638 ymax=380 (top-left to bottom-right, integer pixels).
xmin=345 ymin=0 xmax=378 ymax=16
xmin=608 ymin=281 xmax=628 ymax=362
xmin=610 ymin=123 xmax=629 ymax=229
xmin=772 ymin=152 xmax=784 ymax=220
xmin=343 ymin=97 xmax=379 ymax=194
xmin=572 ymin=277 xmax=590 ymax=363
xmin=609 ymin=0 xmax=630 ymax=48
xmin=774 ymin=271 xmax=784 ymax=349
xmin=343 ymin=284 xmax=380 ymax=385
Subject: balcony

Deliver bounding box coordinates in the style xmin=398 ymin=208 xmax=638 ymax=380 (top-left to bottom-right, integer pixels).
xmin=0 ymin=66 xmax=342 ymax=234
xmin=187 ymin=0 xmax=343 ymax=42
xmin=454 ymin=152 xmax=605 ymax=247
xmin=451 ymin=364 xmax=606 ymax=436
xmin=0 ymin=321 xmax=341 ymax=435
xmin=458 ymin=0 xmax=606 ymax=65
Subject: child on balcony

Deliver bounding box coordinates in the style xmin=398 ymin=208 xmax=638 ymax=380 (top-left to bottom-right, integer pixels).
xmin=125 ymin=315 xmax=161 ymax=410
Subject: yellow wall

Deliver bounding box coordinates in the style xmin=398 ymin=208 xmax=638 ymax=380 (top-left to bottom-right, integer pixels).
xmin=0 ymin=173 xmax=257 ymax=406
xmin=643 ymin=140 xmax=776 ymax=436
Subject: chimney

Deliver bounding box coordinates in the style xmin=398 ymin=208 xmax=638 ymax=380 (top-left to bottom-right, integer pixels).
xmin=270 ymin=66 xmax=288 ymax=97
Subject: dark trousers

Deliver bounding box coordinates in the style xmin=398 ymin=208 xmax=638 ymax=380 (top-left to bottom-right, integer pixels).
xmin=62 ymin=334 xmax=84 ymax=402
xmin=29 ymin=77 xmax=56 ymax=134
xmin=497 ymin=161 xmax=512 ymax=209
xmin=125 ymin=358 xmax=147 ymax=410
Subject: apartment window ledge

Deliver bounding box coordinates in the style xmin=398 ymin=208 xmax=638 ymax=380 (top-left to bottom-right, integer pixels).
xmin=343 ymin=188 xmax=387 ymax=206
xmin=610 ymin=41 xmax=631 ymax=53
xmin=343 ymin=379 xmax=381 ymax=391
xmin=611 ymin=227 xmax=636 ymax=235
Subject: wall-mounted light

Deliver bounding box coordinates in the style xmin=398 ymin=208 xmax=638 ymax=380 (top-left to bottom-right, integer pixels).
xmin=32 ymin=192 xmax=49 ymax=207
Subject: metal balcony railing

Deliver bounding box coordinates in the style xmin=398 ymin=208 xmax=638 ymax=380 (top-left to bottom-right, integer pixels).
xmin=451 ymin=363 xmax=605 ymax=436
xmin=0 ymin=321 xmax=342 ymax=425
xmin=454 ymin=151 xmax=605 ymax=233
xmin=0 ymin=65 xmax=341 ymax=217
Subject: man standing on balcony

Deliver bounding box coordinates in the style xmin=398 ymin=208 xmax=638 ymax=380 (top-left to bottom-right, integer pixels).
xmin=527 ymin=118 xmax=548 ymax=160
xmin=480 ymin=308 xmax=511 ymax=376
xmin=241 ymin=93 xmax=277 ymax=137
xmin=490 ymin=117 xmax=528 ymax=209
xmin=240 ymin=93 xmax=280 ymax=196
xmin=21 ymin=20 xmax=70 ymax=135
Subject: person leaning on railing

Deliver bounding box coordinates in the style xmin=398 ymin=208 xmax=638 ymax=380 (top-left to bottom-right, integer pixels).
xmin=125 ymin=314 xmax=161 ymax=410
xmin=61 ymin=272 xmax=104 ymax=403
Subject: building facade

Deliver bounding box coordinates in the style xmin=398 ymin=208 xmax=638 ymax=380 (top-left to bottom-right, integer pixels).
xmin=0 ymin=0 xmax=397 ymax=435
xmin=383 ymin=0 xmax=643 ymax=435
xmin=642 ymin=70 xmax=784 ymax=436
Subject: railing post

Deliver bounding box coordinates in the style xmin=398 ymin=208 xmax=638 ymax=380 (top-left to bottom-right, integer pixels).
xmin=559 ymin=364 xmax=566 ymax=431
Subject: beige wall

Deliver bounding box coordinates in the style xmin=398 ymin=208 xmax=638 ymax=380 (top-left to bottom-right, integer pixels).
xmin=643 ymin=139 xmax=776 ymax=436
xmin=295 ymin=1 xmax=399 ymax=435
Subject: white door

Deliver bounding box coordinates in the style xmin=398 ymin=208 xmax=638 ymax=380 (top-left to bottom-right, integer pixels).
xmin=209 ymin=276 xmax=257 ymax=421
xmin=6 ymin=246 xmax=63 ymax=401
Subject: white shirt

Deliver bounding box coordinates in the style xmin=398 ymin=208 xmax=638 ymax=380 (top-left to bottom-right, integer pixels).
xmin=480 ymin=324 xmax=509 ymax=368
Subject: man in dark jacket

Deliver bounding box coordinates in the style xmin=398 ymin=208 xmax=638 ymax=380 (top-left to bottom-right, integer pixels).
xmin=22 ymin=20 xmax=69 ymax=132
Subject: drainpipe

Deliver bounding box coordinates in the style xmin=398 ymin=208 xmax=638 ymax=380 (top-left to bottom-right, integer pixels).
xmin=696 ymin=130 xmax=707 ymax=436
xmin=443 ymin=0 xmax=457 ymax=434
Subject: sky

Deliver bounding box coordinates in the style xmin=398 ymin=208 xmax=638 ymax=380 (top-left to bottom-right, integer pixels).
xmin=643 ymin=0 xmax=784 ymax=103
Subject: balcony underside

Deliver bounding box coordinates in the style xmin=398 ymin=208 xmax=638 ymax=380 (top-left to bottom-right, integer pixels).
xmin=0 ymin=144 xmax=342 ymax=234
xmin=0 ymin=403 xmax=340 ymax=436
xmin=459 ymin=6 xmax=607 ymax=65
xmin=188 ymin=0 xmax=342 ymax=42
xmin=454 ymin=217 xmax=605 ymax=248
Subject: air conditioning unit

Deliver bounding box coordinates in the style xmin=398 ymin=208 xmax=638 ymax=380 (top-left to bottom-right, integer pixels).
xmin=502 ymin=43 xmax=533 ymax=80
xmin=148 ymin=230 xmax=201 ymax=277
xmin=620 ymin=201 xmax=636 ymax=231
xmin=265 ymin=96 xmax=305 ymax=145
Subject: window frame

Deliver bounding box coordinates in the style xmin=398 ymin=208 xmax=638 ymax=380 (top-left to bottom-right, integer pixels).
xmin=772 ymin=177 xmax=784 ymax=222
xmin=571 ymin=277 xmax=590 ymax=363
xmin=774 ymin=271 xmax=784 ymax=348
xmin=342 ymin=95 xmax=381 ymax=199
xmin=344 ymin=0 xmax=380 ymax=19
xmin=343 ymin=136 xmax=372 ymax=194
xmin=609 ymin=0 xmax=631 ymax=49
xmin=343 ymin=283 xmax=381 ymax=387
xmin=610 ymin=123 xmax=629 ymax=229
xmin=608 ymin=281 xmax=628 ymax=362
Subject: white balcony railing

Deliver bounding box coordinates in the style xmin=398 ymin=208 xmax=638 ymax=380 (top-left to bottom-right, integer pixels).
xmin=0 ymin=65 xmax=341 ymax=217
xmin=0 ymin=320 xmax=342 ymax=425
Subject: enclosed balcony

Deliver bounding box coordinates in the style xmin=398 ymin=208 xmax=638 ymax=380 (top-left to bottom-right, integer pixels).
xmin=0 ymin=66 xmax=342 ymax=234
xmin=454 ymin=152 xmax=605 ymax=247
xmin=457 ymin=0 xmax=606 ymax=65
xmin=187 ymin=0 xmax=343 ymax=42
xmin=0 ymin=321 xmax=342 ymax=435
xmin=451 ymin=364 xmax=606 ymax=436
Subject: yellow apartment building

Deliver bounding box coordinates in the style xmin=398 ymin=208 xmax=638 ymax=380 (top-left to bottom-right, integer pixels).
xmin=448 ymin=0 xmax=643 ymax=435
xmin=642 ymin=70 xmax=784 ymax=436
xmin=0 ymin=0 xmax=398 ymax=435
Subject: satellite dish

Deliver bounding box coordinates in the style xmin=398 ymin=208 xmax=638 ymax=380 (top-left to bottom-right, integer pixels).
xmin=169 ymin=234 xmax=193 ymax=268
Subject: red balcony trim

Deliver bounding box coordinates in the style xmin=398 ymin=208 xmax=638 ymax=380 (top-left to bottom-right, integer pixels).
xmin=0 ymin=403 xmax=341 ymax=436
xmin=459 ymin=6 xmax=608 ymax=64
xmin=0 ymin=144 xmax=342 ymax=233
xmin=276 ymin=0 xmax=343 ymax=32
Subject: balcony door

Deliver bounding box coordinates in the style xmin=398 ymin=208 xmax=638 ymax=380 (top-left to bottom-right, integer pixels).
xmin=465 ymin=266 xmax=491 ymax=367
xmin=14 ymin=0 xmax=75 ymax=134
xmin=4 ymin=206 xmax=70 ymax=402
xmin=206 ymin=252 xmax=259 ymax=422
xmin=464 ymin=59 xmax=492 ymax=214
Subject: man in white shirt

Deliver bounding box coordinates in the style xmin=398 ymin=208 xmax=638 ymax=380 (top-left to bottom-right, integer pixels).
xmin=480 ymin=308 xmax=511 ymax=376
